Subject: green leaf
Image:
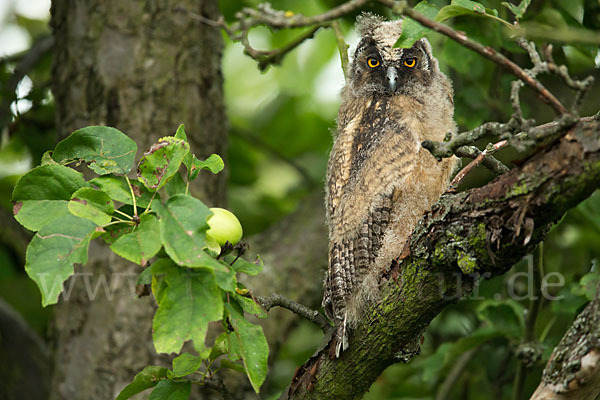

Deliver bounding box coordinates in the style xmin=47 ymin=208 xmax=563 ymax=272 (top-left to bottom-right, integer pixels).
xmin=100 ymin=221 xmax=134 ymax=245
xmin=115 ymin=366 xmax=169 ymax=400
xmin=209 ymin=332 xmax=230 ymax=360
xmin=12 ymin=164 xmax=89 ymax=231
xmin=13 ymin=200 xmax=71 ymax=232
xmin=174 ymin=124 xmax=193 ymax=171
xmin=68 ymin=187 xmax=114 ymax=226
xmin=40 ymin=150 xmax=58 ymax=166
xmin=476 ymin=299 xmax=525 ymax=338
xmin=501 ymin=0 xmax=531 ymax=20
xmin=436 ymin=0 xmax=510 ymax=27
xmin=220 ymin=358 xmax=246 ymax=373
xmin=152 ymin=274 xmax=168 ymax=305
xmin=171 ymin=353 xmax=202 ymax=378
xmin=174 ymin=124 xmax=188 ymax=142
xmin=451 ymin=0 xmax=486 ymax=13
xmin=225 ymin=303 xmax=268 ymax=393
xmin=154 ymin=194 xmax=213 ymax=267
xmin=90 ymin=175 xmax=154 ymax=208
xmin=419 ymin=327 xmax=501 ymax=381
xmin=576 ymin=272 xmax=600 ymax=301
xmin=152 ymin=260 xmax=223 ymax=355
xmin=227 ymin=255 xmax=263 ymax=276
xmin=190 ymin=154 xmax=224 ymax=180
xmin=214 ymin=267 xmax=237 ymax=293
xmin=52 ymin=126 xmax=137 ymax=175
xmin=164 ymin=172 xmax=187 ymax=196
xmin=137 ymin=264 xmax=154 ymax=286
xmin=436 ymin=5 xmax=477 ymax=21
xmin=394 ymin=1 xmax=439 ymax=48
xmin=25 ymin=214 xmax=96 ymax=306
xmin=557 ymin=0 xmax=584 ymax=24
xmin=235 ymin=295 xmax=267 ymax=318
xmin=137 ymin=136 xmax=190 ymax=191
xmin=149 ymin=380 xmax=191 ymax=400
xmin=110 ymin=214 xmax=162 ymax=265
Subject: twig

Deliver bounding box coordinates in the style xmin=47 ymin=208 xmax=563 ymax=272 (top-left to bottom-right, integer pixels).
xmin=542 ymin=44 xmax=595 ymax=114
xmin=255 ymin=293 xmax=331 ymax=332
xmin=516 ymin=40 xmax=594 ymax=115
xmin=454 ymin=145 xmax=510 ymax=175
xmin=512 ymin=243 xmax=544 ymax=400
xmin=241 ymin=24 xmax=326 ymax=71
xmin=424 ymin=115 xmax=580 ymax=161
xmin=178 ymin=1 xmax=369 ymax=70
xmin=449 ymin=140 xmax=508 ymax=190
xmin=331 ymin=21 xmax=350 ymax=79
xmin=230 ymin=127 xmax=316 ymax=187
xmin=378 ymin=0 xmax=568 ymax=115
xmin=231 ymin=0 xmax=370 ymax=31
xmin=521 ymin=113 xmax=579 ymax=141
xmin=0 ymin=35 xmax=54 ymax=131
xmin=200 ymin=375 xmax=234 ymax=400
xmin=435 ymin=346 xmax=480 ymax=400
xmin=423 ymin=122 xmax=511 ymax=159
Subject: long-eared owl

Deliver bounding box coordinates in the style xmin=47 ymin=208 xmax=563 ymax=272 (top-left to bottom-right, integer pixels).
xmin=322 ymin=14 xmax=458 ymax=357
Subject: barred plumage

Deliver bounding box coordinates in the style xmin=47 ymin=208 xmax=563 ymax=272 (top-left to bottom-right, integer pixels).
xmin=323 ymin=14 xmax=458 ymax=357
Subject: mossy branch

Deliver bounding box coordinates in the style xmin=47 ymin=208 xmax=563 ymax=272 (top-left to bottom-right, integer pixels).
xmin=283 ymin=119 xmax=600 ymax=400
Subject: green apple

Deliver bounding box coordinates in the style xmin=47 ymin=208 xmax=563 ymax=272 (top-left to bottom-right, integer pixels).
xmin=206 ymin=207 xmax=243 ymax=246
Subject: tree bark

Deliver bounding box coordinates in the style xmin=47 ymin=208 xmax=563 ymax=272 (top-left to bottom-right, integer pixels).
xmin=284 ymin=119 xmax=600 ymax=400
xmin=48 ymin=1 xmax=226 ymax=399
xmin=529 ymin=283 xmax=600 ymax=400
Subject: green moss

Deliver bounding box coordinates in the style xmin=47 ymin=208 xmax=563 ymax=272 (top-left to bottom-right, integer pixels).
xmin=468 ymin=223 xmax=488 ymax=260
xmin=509 ymin=181 xmax=529 ymax=197
xmin=457 ymin=250 xmax=478 ymax=274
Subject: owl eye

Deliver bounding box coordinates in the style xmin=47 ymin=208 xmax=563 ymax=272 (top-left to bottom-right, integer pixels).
xmin=367 ymin=57 xmax=380 ymax=68
xmin=404 ymin=58 xmax=417 ymax=68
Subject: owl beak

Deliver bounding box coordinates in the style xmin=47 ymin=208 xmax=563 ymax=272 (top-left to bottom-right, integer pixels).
xmin=386 ymin=67 xmax=398 ymax=93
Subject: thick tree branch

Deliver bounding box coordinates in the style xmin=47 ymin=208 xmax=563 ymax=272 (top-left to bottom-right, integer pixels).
xmin=283 ymin=119 xmax=600 ymax=400
xmin=529 ymin=283 xmax=600 ymax=400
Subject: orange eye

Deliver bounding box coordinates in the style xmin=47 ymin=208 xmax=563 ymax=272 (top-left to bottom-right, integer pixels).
xmin=367 ymin=57 xmax=380 ymax=68
xmin=404 ymin=58 xmax=417 ymax=68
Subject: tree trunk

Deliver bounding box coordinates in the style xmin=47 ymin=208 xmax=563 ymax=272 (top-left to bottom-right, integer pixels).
xmin=48 ymin=1 xmax=226 ymax=399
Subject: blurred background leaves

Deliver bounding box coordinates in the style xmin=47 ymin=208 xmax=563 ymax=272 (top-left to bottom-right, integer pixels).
xmin=1 ymin=0 xmax=599 ymax=399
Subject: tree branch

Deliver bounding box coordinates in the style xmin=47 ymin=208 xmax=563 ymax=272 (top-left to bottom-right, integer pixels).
xmin=513 ymin=243 xmax=544 ymax=400
xmin=0 ymin=35 xmax=54 ymax=131
xmin=283 ymin=118 xmax=600 ymax=399
xmin=255 ymin=293 xmax=331 ymax=332
xmin=377 ymin=0 xmax=568 ymax=115
xmin=435 ymin=346 xmax=480 ymax=400
xmin=178 ymin=0 xmax=368 ymax=71
xmin=529 ymin=283 xmax=600 ymax=400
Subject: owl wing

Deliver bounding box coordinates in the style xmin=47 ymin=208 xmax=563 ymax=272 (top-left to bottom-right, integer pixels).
xmin=323 ymin=193 xmax=394 ymax=356
xmin=324 ymin=99 xmax=417 ymax=356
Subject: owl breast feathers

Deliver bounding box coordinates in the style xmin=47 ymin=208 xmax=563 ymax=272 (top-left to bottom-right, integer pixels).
xmin=322 ymin=13 xmax=458 ymax=357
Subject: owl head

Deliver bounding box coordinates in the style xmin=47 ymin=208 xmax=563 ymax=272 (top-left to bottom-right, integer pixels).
xmin=347 ymin=13 xmax=442 ymax=98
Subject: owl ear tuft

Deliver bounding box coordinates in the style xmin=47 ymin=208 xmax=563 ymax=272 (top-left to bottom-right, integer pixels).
xmin=415 ymin=38 xmax=437 ymax=72
xmin=356 ymin=12 xmax=386 ymax=37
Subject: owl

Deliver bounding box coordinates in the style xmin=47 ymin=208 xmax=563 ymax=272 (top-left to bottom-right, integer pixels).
xmin=322 ymin=14 xmax=458 ymax=357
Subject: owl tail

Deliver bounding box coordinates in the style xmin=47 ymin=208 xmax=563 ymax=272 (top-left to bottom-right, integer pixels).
xmin=335 ymin=312 xmax=349 ymax=358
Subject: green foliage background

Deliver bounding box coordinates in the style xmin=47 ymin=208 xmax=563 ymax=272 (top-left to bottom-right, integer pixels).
xmin=1 ymin=0 xmax=600 ymax=398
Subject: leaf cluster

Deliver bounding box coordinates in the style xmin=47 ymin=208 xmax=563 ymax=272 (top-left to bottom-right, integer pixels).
xmin=11 ymin=125 xmax=270 ymax=397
